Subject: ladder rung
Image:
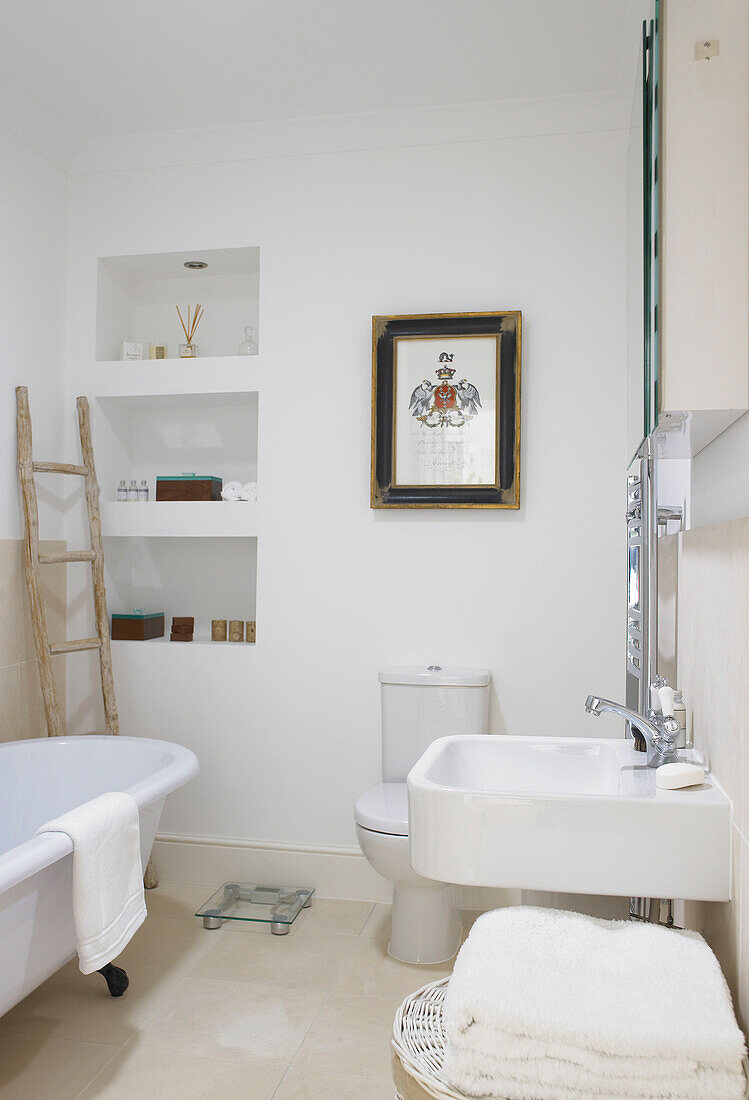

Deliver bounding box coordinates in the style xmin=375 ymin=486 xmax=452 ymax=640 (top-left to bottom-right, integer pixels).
xmin=33 ymin=461 xmax=88 ymax=476
xmin=50 ymin=638 xmax=102 ymax=655
xmin=39 ymin=550 xmax=96 ymax=564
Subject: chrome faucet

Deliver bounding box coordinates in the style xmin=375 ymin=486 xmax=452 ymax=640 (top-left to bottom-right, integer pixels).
xmin=585 ymin=695 xmax=680 ymax=768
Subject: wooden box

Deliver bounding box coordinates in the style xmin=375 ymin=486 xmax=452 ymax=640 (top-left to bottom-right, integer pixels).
xmin=155 ymin=476 xmax=222 ymax=502
xmin=170 ymin=615 xmax=194 ymax=641
xmin=111 ymin=612 xmax=165 ymax=640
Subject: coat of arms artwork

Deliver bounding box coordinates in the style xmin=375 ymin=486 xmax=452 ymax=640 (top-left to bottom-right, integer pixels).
xmin=409 ymin=354 xmax=482 ymax=428
xmin=371 ymin=311 xmax=521 ymax=508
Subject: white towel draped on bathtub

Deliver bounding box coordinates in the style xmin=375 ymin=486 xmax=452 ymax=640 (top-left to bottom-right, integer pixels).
xmin=442 ymin=906 xmax=747 ymax=1100
xmin=36 ymin=792 xmax=147 ymax=974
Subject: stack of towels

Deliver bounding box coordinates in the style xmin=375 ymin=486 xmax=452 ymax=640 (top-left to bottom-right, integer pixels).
xmin=442 ymin=906 xmax=746 ymax=1100
xmin=221 ymin=480 xmax=257 ymax=501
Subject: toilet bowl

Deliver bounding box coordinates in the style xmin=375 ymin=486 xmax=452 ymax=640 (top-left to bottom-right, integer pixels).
xmin=355 ymin=783 xmax=461 ymax=964
xmin=355 ymin=666 xmax=491 ymax=966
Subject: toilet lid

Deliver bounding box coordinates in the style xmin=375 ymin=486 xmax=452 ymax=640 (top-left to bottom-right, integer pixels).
xmin=354 ymin=783 xmax=409 ymax=836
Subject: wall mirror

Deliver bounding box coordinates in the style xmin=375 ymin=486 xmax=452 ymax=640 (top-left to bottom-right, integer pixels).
xmin=626 ymin=1 xmax=659 ymax=468
xmin=639 ymin=0 xmax=749 ymax=531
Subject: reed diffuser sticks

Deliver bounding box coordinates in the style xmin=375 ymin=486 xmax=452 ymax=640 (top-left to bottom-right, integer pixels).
xmin=177 ymin=303 xmax=204 ymax=356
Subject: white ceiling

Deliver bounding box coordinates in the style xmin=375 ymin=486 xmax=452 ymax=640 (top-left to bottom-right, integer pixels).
xmin=0 ymin=0 xmax=648 ymax=144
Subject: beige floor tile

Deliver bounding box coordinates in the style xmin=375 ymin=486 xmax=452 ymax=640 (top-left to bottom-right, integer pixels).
xmin=192 ymin=930 xmax=358 ymax=992
xmin=39 ymin=547 xmax=67 ymax=651
xmin=0 ymin=665 xmax=19 ymax=743
xmin=17 ymin=653 xmax=66 ymax=739
xmin=115 ymin=913 xmax=222 ymax=975
xmin=0 ymin=962 xmax=177 ymax=1046
xmin=275 ymin=1068 xmax=395 ymax=1099
xmin=220 ymin=907 xmax=309 ymax=937
xmin=222 ymin=917 xmax=307 ymax=937
xmin=296 ymin=899 xmax=374 ymax=938
xmin=78 ymin=1034 xmax=284 ymax=1098
xmin=18 ymin=660 xmax=48 ymax=740
xmin=0 ymin=1033 xmax=117 ymax=1099
xmin=20 ymin=541 xmax=67 ymax=663
xmin=360 ymin=903 xmax=392 ymax=941
xmin=292 ymin=993 xmax=400 ymax=1079
xmin=0 ymin=540 xmax=22 ymax=667
xmin=334 ymin=938 xmax=452 ymax=1002
xmin=144 ymin=882 xmax=215 ymax=922
xmin=136 ymin=977 xmax=324 ymax=1064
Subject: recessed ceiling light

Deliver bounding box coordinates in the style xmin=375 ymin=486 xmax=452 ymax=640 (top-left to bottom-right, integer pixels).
xmin=184 ymin=260 xmax=207 ymax=269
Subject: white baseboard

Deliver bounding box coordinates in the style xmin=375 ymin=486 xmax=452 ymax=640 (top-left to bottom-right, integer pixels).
xmin=150 ymin=836 xmax=525 ymax=906
xmin=151 ymin=834 xmax=535 ymax=910
xmin=152 ymin=832 xmax=394 ymax=902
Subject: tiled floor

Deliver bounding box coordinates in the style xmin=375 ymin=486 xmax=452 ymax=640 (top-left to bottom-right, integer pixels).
xmin=0 ymin=889 xmax=463 ymax=1099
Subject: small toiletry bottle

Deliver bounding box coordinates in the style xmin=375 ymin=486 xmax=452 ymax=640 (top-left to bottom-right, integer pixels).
xmin=127 ymin=479 xmax=138 ymax=502
xmin=117 ymin=480 xmax=127 ymax=502
xmin=673 ymin=690 xmax=688 ymax=748
xmin=138 ymin=480 xmax=149 ymax=503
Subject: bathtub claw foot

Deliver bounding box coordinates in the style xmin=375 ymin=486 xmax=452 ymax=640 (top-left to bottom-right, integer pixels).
xmin=98 ymin=963 xmax=129 ymax=997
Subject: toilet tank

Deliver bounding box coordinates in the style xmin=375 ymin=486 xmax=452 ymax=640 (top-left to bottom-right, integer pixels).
xmin=380 ymin=666 xmax=491 ymax=782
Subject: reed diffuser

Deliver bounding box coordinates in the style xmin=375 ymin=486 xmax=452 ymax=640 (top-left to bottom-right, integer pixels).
xmin=176 ymin=304 xmax=204 ymax=357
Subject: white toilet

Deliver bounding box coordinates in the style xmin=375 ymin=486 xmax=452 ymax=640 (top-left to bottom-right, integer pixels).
xmin=355 ymin=665 xmax=491 ymax=965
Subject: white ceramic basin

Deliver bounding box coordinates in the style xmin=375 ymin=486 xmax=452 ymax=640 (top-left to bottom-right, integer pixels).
xmin=408 ymin=735 xmax=731 ymax=900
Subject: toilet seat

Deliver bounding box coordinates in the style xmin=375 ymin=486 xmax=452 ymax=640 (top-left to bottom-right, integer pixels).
xmin=354 ymin=783 xmax=408 ymax=836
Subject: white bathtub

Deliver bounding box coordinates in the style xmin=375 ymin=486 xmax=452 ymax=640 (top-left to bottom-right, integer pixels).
xmin=0 ymin=735 xmax=199 ymax=1017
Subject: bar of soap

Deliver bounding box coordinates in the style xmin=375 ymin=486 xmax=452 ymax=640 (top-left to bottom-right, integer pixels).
xmin=656 ymin=762 xmax=705 ymax=790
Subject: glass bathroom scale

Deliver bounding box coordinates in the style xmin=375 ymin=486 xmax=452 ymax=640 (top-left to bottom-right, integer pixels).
xmin=195 ymin=883 xmax=314 ymax=935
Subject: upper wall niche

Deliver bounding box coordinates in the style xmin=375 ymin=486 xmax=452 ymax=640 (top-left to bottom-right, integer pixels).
xmin=95 ymin=247 xmax=260 ymax=363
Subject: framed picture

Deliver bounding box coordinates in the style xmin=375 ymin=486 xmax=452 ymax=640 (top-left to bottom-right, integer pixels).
xmin=371 ymin=311 xmax=521 ymax=508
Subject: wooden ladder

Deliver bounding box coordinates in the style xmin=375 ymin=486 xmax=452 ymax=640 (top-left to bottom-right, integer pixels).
xmin=16 ymin=386 xmax=157 ymax=888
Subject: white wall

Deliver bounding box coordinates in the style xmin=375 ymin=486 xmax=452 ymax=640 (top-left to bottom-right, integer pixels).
xmin=671 ymin=518 xmax=749 ymax=1026
xmin=655 ymin=0 xmax=749 ymax=533
xmin=0 ymin=125 xmax=69 ymax=540
xmin=691 ymin=413 xmax=749 ymax=528
xmin=660 ymin=0 xmax=749 ymax=413
xmin=64 ymin=109 xmax=628 ymax=853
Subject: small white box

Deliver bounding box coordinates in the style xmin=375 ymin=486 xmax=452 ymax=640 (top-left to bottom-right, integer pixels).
xmin=121 ymin=342 xmax=143 ymax=360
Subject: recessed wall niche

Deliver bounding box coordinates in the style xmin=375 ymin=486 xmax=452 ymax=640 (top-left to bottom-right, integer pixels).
xmin=93 ymin=391 xmax=258 ymax=505
xmin=104 ymin=537 xmax=258 ymax=645
xmin=95 ymin=246 xmax=260 ymax=362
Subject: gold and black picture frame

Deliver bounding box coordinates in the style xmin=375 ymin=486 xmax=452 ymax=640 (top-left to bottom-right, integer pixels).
xmin=371 ymin=311 xmax=521 ymax=508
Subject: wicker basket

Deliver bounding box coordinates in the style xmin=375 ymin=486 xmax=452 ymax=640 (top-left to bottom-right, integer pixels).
xmin=392 ymin=978 xmax=472 ymax=1100
xmin=392 ymin=976 xmax=749 ymax=1100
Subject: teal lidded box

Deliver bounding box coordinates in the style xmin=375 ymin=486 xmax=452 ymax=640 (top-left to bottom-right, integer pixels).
xmin=111 ymin=611 xmax=165 ymax=641
xmin=155 ymin=474 xmax=222 ymax=501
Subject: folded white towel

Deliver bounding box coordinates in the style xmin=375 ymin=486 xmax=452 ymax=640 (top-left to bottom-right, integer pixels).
xmin=36 ymin=792 xmax=147 ymax=974
xmin=442 ymin=907 xmax=746 ymax=1100
xmin=443 ymin=1055 xmax=744 ymax=1100
xmin=239 ymin=481 xmax=257 ymax=501
xmin=444 ymin=1038 xmax=745 ymax=1099
xmin=221 ymin=480 xmax=243 ymax=501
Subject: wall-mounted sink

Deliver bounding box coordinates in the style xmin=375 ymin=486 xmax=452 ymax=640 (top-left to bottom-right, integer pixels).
xmin=407 ymin=736 xmax=731 ymax=900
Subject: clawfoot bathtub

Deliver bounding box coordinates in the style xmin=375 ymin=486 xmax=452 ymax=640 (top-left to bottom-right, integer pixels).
xmin=0 ymin=735 xmax=199 ymax=1017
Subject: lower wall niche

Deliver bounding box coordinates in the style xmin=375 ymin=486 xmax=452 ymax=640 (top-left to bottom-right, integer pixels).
xmin=103 ymin=536 xmax=257 ymax=644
